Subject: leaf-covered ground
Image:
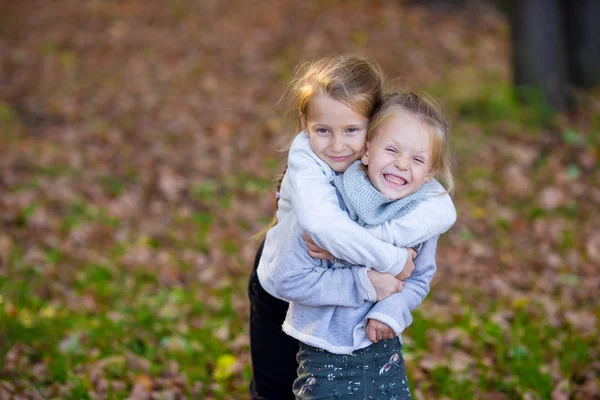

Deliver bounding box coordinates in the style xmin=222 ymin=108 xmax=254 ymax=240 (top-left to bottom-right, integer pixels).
xmin=1 ymin=0 xmax=599 ymax=399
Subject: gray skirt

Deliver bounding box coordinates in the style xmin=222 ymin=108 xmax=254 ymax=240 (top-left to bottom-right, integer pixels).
xmin=293 ymin=339 xmax=412 ymax=400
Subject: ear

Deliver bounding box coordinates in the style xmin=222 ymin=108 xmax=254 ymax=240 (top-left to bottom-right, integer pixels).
xmin=360 ymin=143 xmax=370 ymax=166
xmin=300 ymin=112 xmax=308 ymax=134
xmin=424 ymin=167 xmax=436 ymax=183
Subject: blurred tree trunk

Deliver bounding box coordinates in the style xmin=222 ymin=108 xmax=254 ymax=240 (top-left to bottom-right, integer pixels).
xmin=565 ymin=0 xmax=600 ymax=88
xmin=504 ymin=0 xmax=600 ymax=112
xmin=507 ymin=0 xmax=569 ymax=112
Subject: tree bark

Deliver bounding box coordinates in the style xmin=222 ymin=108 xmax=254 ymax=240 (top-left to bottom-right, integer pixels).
xmin=565 ymin=0 xmax=600 ymax=88
xmin=509 ymin=0 xmax=570 ymax=111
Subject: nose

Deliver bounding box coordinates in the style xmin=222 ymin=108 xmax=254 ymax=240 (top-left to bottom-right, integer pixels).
xmin=331 ymin=135 xmax=345 ymax=152
xmin=395 ymin=156 xmax=409 ymax=170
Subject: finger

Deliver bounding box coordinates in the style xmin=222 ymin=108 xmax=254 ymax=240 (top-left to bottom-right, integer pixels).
xmin=409 ymin=248 xmax=417 ymax=259
xmin=371 ymin=328 xmax=380 ymax=343
xmin=367 ymin=329 xmax=376 ymax=343
xmin=306 ymin=244 xmax=321 ymax=254
xmin=303 ymin=232 xmax=315 ymax=245
xmin=302 ymin=233 xmax=311 ymax=246
xmin=305 ymin=240 xmax=319 ymax=251
xmin=308 ymin=250 xmax=327 ymax=259
xmin=397 ymin=282 xmax=404 ymax=293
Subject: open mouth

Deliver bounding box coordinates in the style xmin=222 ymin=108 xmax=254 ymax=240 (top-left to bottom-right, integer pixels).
xmin=384 ymin=174 xmax=408 ymax=186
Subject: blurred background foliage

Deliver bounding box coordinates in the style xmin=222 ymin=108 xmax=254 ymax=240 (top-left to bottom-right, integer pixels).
xmin=0 ymin=0 xmax=599 ymax=399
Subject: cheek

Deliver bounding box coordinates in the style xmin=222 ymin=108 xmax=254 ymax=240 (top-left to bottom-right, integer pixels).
xmin=418 ymin=167 xmax=430 ymax=180
xmin=349 ymin=137 xmax=366 ymax=153
xmin=309 ymin=137 xmax=326 ymax=154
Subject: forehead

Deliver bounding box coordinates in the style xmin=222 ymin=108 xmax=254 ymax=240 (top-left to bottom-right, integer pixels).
xmin=374 ymin=112 xmax=431 ymax=149
xmin=306 ymin=93 xmax=368 ymax=123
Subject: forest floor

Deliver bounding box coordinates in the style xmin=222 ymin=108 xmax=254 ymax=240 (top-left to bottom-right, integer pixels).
xmin=1 ymin=0 xmax=599 ymax=399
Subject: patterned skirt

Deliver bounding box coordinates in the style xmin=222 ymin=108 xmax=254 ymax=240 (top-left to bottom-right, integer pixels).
xmin=293 ymin=339 xmax=412 ymax=400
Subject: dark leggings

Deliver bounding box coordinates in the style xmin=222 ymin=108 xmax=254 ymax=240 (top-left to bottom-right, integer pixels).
xmin=248 ymin=240 xmax=299 ymax=400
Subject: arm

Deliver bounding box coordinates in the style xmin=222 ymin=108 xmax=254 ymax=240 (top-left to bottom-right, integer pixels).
xmin=287 ymin=133 xmax=408 ymax=275
xmin=273 ymin=232 xmax=378 ymax=307
xmin=365 ymin=236 xmax=439 ymax=336
xmin=367 ymin=181 xmax=457 ymax=248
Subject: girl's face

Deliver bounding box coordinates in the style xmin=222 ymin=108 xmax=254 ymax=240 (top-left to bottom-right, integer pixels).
xmin=301 ymin=93 xmax=368 ymax=173
xmin=361 ymin=111 xmax=434 ymax=200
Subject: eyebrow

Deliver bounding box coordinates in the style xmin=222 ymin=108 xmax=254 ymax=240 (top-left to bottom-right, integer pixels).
xmin=312 ymin=122 xmax=366 ymax=129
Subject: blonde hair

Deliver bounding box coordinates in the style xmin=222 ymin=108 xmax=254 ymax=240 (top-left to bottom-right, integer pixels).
xmin=367 ymin=92 xmax=454 ymax=195
xmin=287 ymin=54 xmax=385 ymax=128
xmin=254 ymin=55 xmax=385 ymax=240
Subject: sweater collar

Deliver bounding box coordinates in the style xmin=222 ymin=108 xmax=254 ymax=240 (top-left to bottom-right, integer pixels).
xmin=333 ymin=161 xmax=429 ymax=227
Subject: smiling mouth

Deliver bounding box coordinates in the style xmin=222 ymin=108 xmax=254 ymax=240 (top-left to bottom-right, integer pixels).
xmin=384 ymin=174 xmax=408 ymax=186
xmin=329 ymin=155 xmax=350 ymax=162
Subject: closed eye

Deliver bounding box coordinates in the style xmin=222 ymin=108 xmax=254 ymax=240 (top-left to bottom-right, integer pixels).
xmin=386 ymin=147 xmax=397 ymax=153
xmin=413 ymin=158 xmax=424 ymax=164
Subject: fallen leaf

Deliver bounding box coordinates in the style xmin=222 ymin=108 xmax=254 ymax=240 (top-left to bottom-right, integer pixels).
xmin=128 ymin=375 xmax=153 ymax=400
xmin=538 ymin=187 xmax=565 ymax=210
xmin=503 ymin=165 xmax=532 ymax=196
xmin=213 ymin=354 xmax=238 ymax=381
xmin=551 ymin=379 xmax=570 ymax=400
xmin=586 ymin=233 xmax=600 ymax=263
xmin=158 ymin=167 xmax=185 ymax=202
xmin=418 ymin=356 xmax=442 ymax=372
xmin=448 ymin=350 xmax=475 ymax=373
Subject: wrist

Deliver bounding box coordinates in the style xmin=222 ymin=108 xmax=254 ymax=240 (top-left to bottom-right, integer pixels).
xmin=360 ymin=268 xmax=377 ymax=302
xmin=389 ymin=248 xmax=409 ymax=276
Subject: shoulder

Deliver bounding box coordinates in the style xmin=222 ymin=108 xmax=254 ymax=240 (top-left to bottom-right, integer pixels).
xmin=290 ymin=131 xmax=311 ymax=151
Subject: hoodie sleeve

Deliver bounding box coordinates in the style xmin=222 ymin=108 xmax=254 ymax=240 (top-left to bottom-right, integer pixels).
xmin=273 ymin=231 xmax=377 ymax=307
xmin=364 ymin=236 xmax=439 ymax=336
xmin=366 ymin=182 xmax=457 ymax=248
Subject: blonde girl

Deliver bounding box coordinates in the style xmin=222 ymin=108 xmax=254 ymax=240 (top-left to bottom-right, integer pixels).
xmin=274 ymin=91 xmax=454 ymax=399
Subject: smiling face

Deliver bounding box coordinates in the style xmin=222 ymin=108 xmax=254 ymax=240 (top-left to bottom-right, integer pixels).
xmin=361 ymin=111 xmax=434 ymax=200
xmin=301 ymin=92 xmax=369 ymax=173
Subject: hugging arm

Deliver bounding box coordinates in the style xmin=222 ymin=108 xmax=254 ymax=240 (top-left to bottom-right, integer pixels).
xmin=273 ymin=232 xmax=378 ymax=307
xmin=367 ymin=181 xmax=457 ymax=248
xmin=365 ymin=236 xmax=439 ymax=336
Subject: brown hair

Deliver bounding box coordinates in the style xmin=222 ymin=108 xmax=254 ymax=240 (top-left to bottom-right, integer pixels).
xmin=254 ymin=55 xmax=385 ymax=239
xmin=367 ymin=92 xmax=454 ymax=195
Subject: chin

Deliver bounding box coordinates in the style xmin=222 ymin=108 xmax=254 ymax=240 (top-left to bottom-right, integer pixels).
xmin=385 ymin=188 xmax=415 ymax=201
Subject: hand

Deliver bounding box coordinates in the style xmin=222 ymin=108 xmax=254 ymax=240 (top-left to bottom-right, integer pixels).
xmin=303 ymin=232 xmax=334 ymax=259
xmin=367 ymin=269 xmax=405 ymax=301
xmin=395 ymin=248 xmax=417 ymax=281
xmin=366 ymin=319 xmax=396 ymax=343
